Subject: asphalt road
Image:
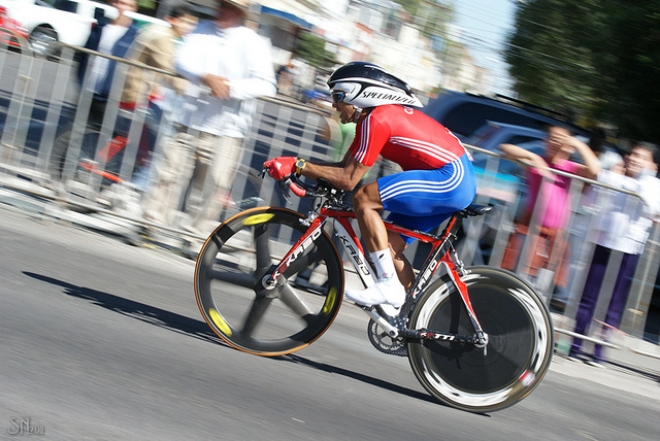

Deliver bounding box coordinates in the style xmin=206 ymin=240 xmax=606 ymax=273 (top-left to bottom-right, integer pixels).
xmin=0 ymin=198 xmax=659 ymax=441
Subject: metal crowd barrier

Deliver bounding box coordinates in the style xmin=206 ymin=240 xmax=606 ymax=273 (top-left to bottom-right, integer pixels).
xmin=0 ymin=40 xmax=339 ymax=220
xmin=459 ymin=144 xmax=660 ymax=357
xmin=1 ymin=41 xmax=658 ymax=357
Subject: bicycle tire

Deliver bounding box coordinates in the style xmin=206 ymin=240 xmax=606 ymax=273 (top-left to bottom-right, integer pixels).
xmin=194 ymin=206 xmax=345 ymax=356
xmin=407 ymin=266 xmax=553 ymax=413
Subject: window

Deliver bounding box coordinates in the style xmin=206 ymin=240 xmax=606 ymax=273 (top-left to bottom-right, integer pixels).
xmin=505 ymin=135 xmax=539 ymax=147
xmin=441 ymin=103 xmax=551 ymax=138
xmin=54 ymin=0 xmax=79 ymax=13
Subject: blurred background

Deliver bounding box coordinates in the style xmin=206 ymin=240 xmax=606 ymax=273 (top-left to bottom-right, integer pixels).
xmin=1 ymin=0 xmax=659 ymax=356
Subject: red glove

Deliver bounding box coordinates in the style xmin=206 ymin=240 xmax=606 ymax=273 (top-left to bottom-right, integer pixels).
xmin=264 ymin=156 xmax=296 ymax=180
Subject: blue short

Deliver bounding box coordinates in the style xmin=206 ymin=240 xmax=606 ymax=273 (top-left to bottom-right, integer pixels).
xmin=378 ymin=153 xmax=476 ymax=243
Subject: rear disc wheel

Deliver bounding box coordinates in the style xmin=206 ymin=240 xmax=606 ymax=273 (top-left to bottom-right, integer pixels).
xmin=407 ymin=266 xmax=553 ymax=412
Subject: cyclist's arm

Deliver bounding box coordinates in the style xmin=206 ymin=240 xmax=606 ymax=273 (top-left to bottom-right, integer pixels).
xmin=300 ymin=110 xmax=385 ymax=190
xmin=300 ymin=155 xmax=370 ymax=191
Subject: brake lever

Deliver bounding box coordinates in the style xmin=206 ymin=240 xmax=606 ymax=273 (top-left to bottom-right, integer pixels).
xmin=278 ymin=178 xmax=293 ymax=205
xmin=262 ymin=167 xmax=291 ymax=204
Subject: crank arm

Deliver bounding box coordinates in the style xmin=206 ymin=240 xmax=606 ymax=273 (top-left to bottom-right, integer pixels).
xmin=361 ymin=306 xmax=399 ymax=338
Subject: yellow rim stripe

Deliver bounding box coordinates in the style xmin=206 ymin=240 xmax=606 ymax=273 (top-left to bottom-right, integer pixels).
xmin=323 ymin=287 xmax=337 ymax=315
xmin=209 ymin=308 xmax=232 ymax=337
xmin=242 ymin=213 xmax=275 ymax=226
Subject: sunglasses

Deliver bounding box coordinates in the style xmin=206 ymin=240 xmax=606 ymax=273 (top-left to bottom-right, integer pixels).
xmin=331 ymin=91 xmax=346 ymax=104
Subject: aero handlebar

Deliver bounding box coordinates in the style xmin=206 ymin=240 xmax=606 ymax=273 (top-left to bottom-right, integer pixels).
xmin=262 ymin=168 xmax=345 ymax=202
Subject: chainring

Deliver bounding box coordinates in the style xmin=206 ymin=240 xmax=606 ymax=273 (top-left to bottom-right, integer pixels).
xmin=367 ymin=318 xmax=408 ymax=357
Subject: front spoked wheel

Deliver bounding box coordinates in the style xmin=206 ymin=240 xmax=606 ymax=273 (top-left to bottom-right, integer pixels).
xmin=194 ymin=206 xmax=344 ymax=356
xmin=407 ymin=266 xmax=553 ymax=413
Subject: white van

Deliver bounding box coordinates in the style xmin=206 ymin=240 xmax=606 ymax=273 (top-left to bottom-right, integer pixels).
xmin=0 ymin=0 xmax=167 ymax=56
xmin=0 ymin=0 xmax=115 ymax=55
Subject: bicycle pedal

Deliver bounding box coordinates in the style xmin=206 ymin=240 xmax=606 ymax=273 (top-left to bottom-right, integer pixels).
xmin=378 ymin=304 xmax=401 ymax=318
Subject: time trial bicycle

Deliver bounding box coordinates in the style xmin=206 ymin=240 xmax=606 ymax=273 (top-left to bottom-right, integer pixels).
xmin=194 ymin=173 xmax=554 ymax=413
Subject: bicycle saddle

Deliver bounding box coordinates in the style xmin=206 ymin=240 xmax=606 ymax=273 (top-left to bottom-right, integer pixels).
xmin=461 ymin=204 xmax=493 ymax=217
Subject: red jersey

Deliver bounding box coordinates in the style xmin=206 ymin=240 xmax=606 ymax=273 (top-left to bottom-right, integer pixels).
xmin=348 ymin=105 xmax=467 ymax=170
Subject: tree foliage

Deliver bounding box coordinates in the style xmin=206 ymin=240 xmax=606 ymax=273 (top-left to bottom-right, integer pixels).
xmin=505 ymin=0 xmax=660 ymax=143
xmin=394 ymin=0 xmax=454 ymax=39
xmin=392 ymin=0 xmax=421 ymax=16
xmin=293 ymin=32 xmax=336 ymax=70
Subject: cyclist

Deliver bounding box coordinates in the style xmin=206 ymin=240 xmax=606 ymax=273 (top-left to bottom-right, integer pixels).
xmin=264 ymin=62 xmax=476 ymax=308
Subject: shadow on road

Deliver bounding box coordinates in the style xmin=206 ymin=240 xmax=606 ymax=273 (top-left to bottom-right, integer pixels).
xmin=279 ymin=353 xmax=468 ymax=410
xmin=24 ymin=271 xmax=229 ymax=348
xmin=604 ymin=361 xmax=660 ymax=383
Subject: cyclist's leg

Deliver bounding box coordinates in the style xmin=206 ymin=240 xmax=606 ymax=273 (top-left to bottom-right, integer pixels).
xmin=372 ymin=156 xmax=476 ymax=293
xmin=378 ymin=156 xmax=476 ymax=224
xmin=352 ymin=181 xmax=387 ymax=252
xmin=347 ymin=181 xmax=407 ymax=306
xmin=387 ymin=231 xmax=415 ymax=290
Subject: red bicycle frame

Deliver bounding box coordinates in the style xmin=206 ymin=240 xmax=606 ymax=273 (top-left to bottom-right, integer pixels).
xmin=264 ymin=201 xmax=486 ymax=343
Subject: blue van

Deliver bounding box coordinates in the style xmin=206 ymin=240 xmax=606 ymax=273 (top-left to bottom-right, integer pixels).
xmin=423 ymin=90 xmax=583 ymax=140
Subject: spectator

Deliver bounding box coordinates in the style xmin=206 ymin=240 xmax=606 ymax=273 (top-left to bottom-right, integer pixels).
xmin=499 ymin=126 xmax=602 ymax=311
xmin=569 ymin=142 xmax=660 ymax=366
xmin=119 ymin=3 xmax=199 ymax=189
xmin=589 ymin=126 xmax=623 ymax=170
xmin=140 ymin=0 xmax=276 ymax=235
xmin=294 ymin=102 xmax=359 ymax=289
xmin=336 ymin=117 xmax=356 ymax=159
xmin=276 ymin=61 xmax=295 ymax=96
xmin=49 ymin=0 xmax=139 ymax=183
xmin=77 ymin=0 xmax=140 ymax=128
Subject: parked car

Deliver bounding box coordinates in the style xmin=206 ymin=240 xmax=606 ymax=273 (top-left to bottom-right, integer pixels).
xmin=0 ymin=4 xmax=28 ymax=51
xmin=464 ymin=122 xmax=548 ymax=204
xmin=0 ymin=0 xmax=115 ymax=56
xmin=0 ymin=0 xmax=167 ymax=57
xmin=423 ymin=90 xmax=584 ymax=140
xmin=302 ymin=87 xmax=332 ymax=109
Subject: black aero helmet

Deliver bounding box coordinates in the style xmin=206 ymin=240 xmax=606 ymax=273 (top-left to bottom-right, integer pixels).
xmin=327 ymin=62 xmax=423 ymax=109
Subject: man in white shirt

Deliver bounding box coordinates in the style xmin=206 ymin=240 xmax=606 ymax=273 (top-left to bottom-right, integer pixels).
xmin=118 ymin=3 xmax=198 ymax=188
xmin=141 ymin=0 xmax=276 ymax=234
xmin=569 ymin=142 xmax=660 ymax=366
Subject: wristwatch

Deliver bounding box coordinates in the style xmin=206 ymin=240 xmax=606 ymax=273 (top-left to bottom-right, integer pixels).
xmin=295 ymin=158 xmax=306 ymax=176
